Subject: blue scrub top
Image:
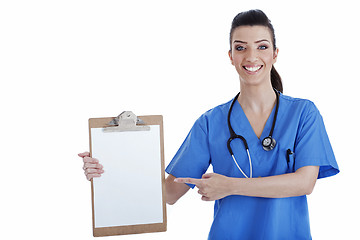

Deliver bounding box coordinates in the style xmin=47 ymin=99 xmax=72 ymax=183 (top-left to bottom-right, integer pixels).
xmin=166 ymin=93 xmax=339 ymax=240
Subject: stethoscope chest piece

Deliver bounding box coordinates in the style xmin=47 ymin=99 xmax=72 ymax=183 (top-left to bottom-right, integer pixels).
xmin=262 ymin=136 xmax=276 ymax=151
xmin=227 ymin=89 xmax=280 ymax=177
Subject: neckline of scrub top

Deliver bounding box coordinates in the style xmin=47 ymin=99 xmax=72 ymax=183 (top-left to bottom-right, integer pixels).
xmin=231 ymin=96 xmax=278 ymax=149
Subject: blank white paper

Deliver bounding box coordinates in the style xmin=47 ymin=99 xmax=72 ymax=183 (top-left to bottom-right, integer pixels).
xmin=91 ymin=125 xmax=163 ymax=228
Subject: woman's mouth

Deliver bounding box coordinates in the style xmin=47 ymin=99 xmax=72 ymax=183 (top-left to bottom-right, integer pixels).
xmin=243 ymin=65 xmax=263 ymax=73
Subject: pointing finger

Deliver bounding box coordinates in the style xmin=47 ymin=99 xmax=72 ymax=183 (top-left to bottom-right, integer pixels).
xmin=174 ymin=177 xmax=203 ymax=186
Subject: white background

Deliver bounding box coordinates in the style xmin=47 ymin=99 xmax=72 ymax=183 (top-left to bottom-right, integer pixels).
xmin=1 ymin=0 xmax=359 ymax=239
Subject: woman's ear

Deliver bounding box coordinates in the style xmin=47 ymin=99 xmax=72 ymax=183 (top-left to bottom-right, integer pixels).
xmin=273 ymin=48 xmax=279 ymax=63
xmin=228 ymin=50 xmax=234 ymax=65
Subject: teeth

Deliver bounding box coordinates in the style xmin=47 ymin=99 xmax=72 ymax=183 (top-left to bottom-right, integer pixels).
xmin=244 ymin=66 xmax=261 ymax=72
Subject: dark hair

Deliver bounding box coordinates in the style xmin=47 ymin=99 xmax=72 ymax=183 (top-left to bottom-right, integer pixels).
xmin=230 ymin=9 xmax=283 ymax=93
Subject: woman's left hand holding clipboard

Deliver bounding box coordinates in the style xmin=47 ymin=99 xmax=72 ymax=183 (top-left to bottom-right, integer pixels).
xmin=78 ymin=152 xmax=104 ymax=181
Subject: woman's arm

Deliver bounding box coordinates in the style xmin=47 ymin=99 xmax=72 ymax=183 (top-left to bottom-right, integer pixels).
xmin=165 ymin=174 xmax=190 ymax=205
xmin=175 ymin=166 xmax=319 ymax=200
xmin=229 ymin=166 xmax=319 ymax=198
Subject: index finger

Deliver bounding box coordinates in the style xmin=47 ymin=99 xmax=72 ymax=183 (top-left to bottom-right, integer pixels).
xmin=174 ymin=177 xmax=203 ymax=186
xmin=78 ymin=152 xmax=90 ymax=158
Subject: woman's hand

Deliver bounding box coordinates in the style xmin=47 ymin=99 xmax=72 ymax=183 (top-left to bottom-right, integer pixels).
xmin=78 ymin=151 xmax=104 ymax=181
xmin=175 ymin=173 xmax=232 ymax=201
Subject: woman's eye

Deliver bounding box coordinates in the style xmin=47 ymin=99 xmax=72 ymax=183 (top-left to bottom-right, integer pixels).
xmin=258 ymin=45 xmax=268 ymax=50
xmin=236 ymin=46 xmax=245 ymax=51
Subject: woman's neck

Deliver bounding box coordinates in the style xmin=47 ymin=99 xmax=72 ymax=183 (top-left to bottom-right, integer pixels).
xmin=238 ymin=83 xmax=276 ymax=114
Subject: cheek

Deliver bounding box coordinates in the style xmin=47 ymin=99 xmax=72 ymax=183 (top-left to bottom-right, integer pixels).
xmin=231 ymin=55 xmax=243 ymax=67
xmin=263 ymin=53 xmax=276 ymax=66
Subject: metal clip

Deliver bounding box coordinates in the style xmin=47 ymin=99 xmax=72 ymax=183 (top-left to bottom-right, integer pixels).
xmin=103 ymin=111 xmax=150 ymax=132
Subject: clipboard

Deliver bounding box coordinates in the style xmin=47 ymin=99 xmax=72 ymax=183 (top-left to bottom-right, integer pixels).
xmin=88 ymin=112 xmax=167 ymax=237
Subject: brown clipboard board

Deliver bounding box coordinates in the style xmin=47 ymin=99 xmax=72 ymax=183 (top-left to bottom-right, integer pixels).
xmin=88 ymin=114 xmax=167 ymax=237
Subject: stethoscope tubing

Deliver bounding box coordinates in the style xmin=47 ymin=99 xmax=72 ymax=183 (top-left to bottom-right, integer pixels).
xmin=227 ymin=89 xmax=279 ymax=178
xmin=231 ymin=149 xmax=252 ymax=178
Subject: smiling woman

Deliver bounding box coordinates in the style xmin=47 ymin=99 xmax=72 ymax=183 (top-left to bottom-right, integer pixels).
xmin=79 ymin=9 xmax=340 ymax=240
xmin=229 ymin=10 xmax=282 ymax=93
xmin=164 ymin=9 xmax=339 ymax=240
xmin=229 ymin=25 xmax=279 ymax=92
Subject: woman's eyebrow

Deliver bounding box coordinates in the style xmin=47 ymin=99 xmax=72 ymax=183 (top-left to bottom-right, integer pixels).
xmin=233 ymin=40 xmax=247 ymax=44
xmin=255 ymin=39 xmax=270 ymax=43
xmin=233 ymin=39 xmax=270 ymax=44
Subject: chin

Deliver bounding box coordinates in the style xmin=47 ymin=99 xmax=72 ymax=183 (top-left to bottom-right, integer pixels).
xmin=239 ymin=75 xmax=270 ymax=88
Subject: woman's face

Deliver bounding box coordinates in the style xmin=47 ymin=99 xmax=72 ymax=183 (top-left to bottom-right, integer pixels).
xmin=229 ymin=25 xmax=278 ymax=87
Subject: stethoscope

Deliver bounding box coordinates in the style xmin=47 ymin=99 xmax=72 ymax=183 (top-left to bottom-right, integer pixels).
xmin=227 ymin=89 xmax=280 ymax=178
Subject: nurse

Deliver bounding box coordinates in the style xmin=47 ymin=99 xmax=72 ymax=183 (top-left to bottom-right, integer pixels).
xmin=79 ymin=9 xmax=339 ymax=240
xmin=165 ymin=9 xmax=339 ymax=239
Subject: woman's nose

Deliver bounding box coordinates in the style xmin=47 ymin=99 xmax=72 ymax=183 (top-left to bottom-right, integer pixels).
xmin=245 ymin=48 xmax=258 ymax=62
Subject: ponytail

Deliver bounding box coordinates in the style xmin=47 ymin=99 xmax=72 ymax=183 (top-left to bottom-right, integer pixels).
xmin=271 ymin=66 xmax=283 ymax=93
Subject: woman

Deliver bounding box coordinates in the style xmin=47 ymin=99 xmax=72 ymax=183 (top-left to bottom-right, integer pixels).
xmin=79 ymin=9 xmax=339 ymax=239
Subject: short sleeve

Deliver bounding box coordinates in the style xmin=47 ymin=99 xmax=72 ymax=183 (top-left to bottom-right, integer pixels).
xmin=165 ymin=116 xmax=211 ymax=188
xmin=294 ymin=102 xmax=339 ymax=179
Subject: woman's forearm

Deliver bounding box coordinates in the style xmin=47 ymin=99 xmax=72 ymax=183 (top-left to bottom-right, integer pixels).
xmin=165 ymin=174 xmax=190 ymax=205
xmin=228 ymin=166 xmax=319 ymax=198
